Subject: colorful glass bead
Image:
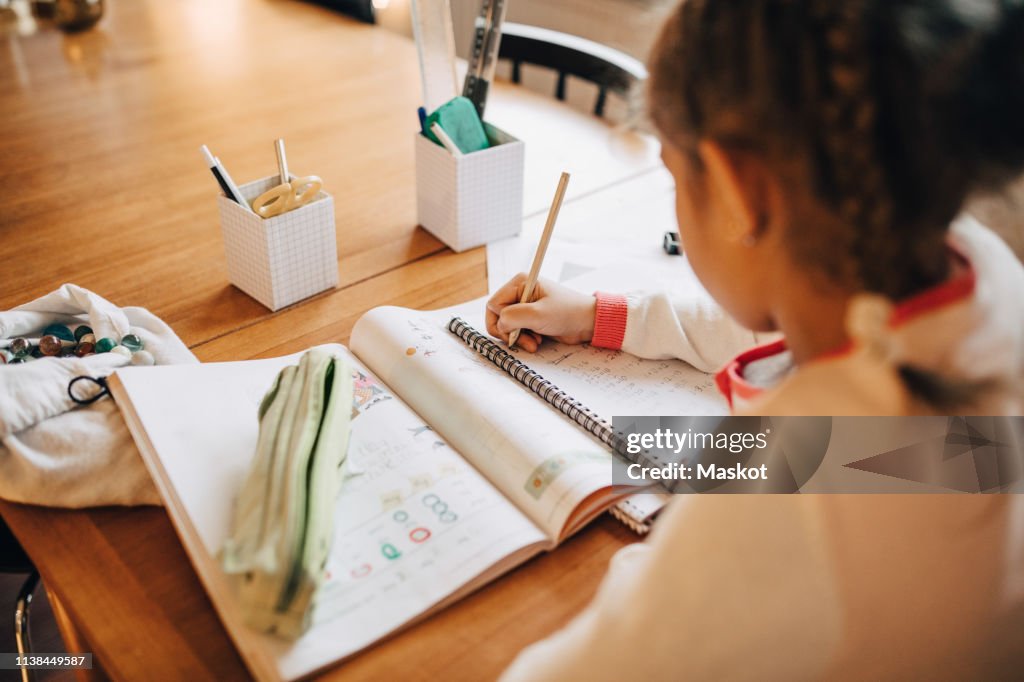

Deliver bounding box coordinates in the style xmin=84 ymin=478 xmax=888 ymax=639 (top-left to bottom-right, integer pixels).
xmin=80 ymin=333 xmax=96 ymax=345
xmin=109 ymin=345 xmax=132 ymax=359
xmin=75 ymin=342 xmax=95 ymax=357
xmin=120 ymin=334 xmax=144 ymax=352
xmin=0 ymin=349 xmax=10 ymax=364
xmin=95 ymin=337 xmax=117 ymax=353
xmin=39 ymin=335 xmax=64 ymax=356
xmin=10 ymin=337 xmax=30 ymax=357
xmin=43 ymin=324 xmax=75 ymax=342
xmin=131 ymin=350 xmax=155 ymax=366
xmin=74 ymin=325 xmax=94 ymax=341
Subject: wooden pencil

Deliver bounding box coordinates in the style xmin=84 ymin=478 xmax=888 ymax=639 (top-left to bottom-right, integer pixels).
xmin=508 ymin=171 xmax=571 ymax=348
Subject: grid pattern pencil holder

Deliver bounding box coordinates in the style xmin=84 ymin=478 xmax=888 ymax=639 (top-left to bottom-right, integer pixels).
xmin=415 ymin=122 xmax=525 ymax=252
xmin=217 ymin=175 xmax=338 ymax=311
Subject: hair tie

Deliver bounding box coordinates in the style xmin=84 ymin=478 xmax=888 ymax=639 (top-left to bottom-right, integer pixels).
xmin=846 ymin=294 xmax=896 ymax=362
xmin=68 ymin=375 xmax=109 ymax=405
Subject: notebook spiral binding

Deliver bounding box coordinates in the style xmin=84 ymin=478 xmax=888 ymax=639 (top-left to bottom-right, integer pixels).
xmin=608 ymin=504 xmax=652 ymax=535
xmin=448 ymin=316 xmax=642 ymax=462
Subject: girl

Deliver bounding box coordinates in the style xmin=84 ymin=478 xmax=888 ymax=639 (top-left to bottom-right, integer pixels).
xmin=493 ymin=0 xmax=1024 ymax=678
xmin=487 ymin=1 xmax=1024 ymax=416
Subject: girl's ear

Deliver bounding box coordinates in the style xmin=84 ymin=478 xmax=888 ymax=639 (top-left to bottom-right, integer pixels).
xmin=697 ymin=140 xmax=773 ymax=243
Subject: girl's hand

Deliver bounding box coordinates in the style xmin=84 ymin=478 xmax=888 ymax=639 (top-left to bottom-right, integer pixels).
xmin=486 ymin=274 xmax=597 ymax=352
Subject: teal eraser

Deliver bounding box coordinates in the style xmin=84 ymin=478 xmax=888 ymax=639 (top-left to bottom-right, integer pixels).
xmin=424 ymin=96 xmax=490 ymax=154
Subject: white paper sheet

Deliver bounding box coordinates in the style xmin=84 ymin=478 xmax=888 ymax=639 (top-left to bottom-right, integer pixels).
xmin=487 ymin=167 xmax=680 ymax=291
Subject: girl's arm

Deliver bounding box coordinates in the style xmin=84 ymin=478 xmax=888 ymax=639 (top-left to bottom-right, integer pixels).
xmin=591 ymin=290 xmax=761 ymax=372
xmin=487 ymin=274 xmax=763 ymax=372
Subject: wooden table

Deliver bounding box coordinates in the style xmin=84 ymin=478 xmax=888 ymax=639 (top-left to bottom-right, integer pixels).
xmin=0 ymin=1 xmax=660 ymax=679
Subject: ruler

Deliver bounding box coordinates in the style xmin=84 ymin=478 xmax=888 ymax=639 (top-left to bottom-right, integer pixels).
xmin=411 ymin=0 xmax=458 ymax=114
xmin=462 ymin=0 xmax=508 ymax=118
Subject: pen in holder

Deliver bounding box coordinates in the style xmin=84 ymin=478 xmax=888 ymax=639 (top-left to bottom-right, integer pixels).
xmin=414 ymin=122 xmax=525 ymax=252
xmin=217 ymin=175 xmax=338 ymax=311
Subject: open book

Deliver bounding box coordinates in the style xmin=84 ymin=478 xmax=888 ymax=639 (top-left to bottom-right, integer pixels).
xmin=109 ymin=290 xmax=726 ymax=681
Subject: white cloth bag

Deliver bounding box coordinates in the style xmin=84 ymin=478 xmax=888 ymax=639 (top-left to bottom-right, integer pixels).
xmin=0 ymin=284 xmax=197 ymax=507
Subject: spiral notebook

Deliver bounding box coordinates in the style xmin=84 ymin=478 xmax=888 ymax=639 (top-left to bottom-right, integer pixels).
xmin=445 ymin=316 xmax=676 ymax=533
xmin=448 ymin=317 xmax=630 ymax=453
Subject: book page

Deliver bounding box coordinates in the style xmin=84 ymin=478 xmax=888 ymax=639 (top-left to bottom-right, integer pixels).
xmin=112 ymin=346 xmax=547 ymax=681
xmin=351 ymin=295 xmax=726 ymax=539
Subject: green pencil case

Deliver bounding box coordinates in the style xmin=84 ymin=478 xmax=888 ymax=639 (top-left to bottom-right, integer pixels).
xmin=220 ymin=348 xmax=353 ymax=639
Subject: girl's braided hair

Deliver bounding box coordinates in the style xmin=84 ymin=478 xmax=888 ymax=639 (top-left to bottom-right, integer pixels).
xmin=648 ymin=0 xmax=1024 ymax=299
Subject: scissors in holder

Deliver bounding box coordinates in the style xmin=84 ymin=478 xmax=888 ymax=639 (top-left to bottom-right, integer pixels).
xmin=251 ymin=138 xmax=323 ymax=218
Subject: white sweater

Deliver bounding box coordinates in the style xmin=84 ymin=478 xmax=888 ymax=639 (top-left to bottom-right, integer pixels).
xmin=501 ymin=219 xmax=1024 ymax=680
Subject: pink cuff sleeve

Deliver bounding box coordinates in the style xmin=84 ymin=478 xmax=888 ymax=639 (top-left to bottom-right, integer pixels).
xmin=591 ymin=292 xmax=628 ymax=350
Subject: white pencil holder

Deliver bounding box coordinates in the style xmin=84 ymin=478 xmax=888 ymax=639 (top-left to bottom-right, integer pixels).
xmin=415 ymin=123 xmax=525 ymax=252
xmin=217 ymin=175 xmax=338 ymax=312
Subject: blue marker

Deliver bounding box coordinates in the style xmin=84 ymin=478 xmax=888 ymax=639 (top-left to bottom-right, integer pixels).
xmin=417 ymin=106 xmax=427 ymax=133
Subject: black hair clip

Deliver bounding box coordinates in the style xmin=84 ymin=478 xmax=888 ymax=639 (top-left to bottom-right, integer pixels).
xmin=68 ymin=375 xmax=109 ymax=405
xmin=663 ymin=231 xmax=682 ymax=255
